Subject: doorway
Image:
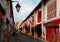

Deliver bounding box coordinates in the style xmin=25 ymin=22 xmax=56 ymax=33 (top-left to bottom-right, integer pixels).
xmin=46 ymin=26 xmax=60 ymax=42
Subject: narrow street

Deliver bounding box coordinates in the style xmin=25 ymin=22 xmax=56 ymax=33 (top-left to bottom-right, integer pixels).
xmin=0 ymin=0 xmax=60 ymax=42
xmin=10 ymin=32 xmax=43 ymax=42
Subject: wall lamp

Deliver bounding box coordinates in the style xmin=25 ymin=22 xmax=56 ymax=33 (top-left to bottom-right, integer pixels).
xmin=12 ymin=1 xmax=21 ymax=12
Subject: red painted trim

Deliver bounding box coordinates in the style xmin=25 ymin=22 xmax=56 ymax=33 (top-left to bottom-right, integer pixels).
xmin=46 ymin=28 xmax=54 ymax=42
xmin=37 ymin=11 xmax=41 ymax=23
xmin=52 ymin=18 xmax=60 ymax=25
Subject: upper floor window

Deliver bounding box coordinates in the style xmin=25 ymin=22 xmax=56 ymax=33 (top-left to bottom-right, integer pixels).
xmin=37 ymin=11 xmax=41 ymax=23
xmin=32 ymin=16 xmax=34 ymax=22
xmin=47 ymin=0 xmax=56 ymax=19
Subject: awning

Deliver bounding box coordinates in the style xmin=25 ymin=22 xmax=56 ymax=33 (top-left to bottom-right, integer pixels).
xmin=44 ymin=21 xmax=59 ymax=28
xmin=52 ymin=18 xmax=60 ymax=25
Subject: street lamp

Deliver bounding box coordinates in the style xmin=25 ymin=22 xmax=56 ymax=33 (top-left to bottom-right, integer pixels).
xmin=12 ymin=1 xmax=21 ymax=12
xmin=15 ymin=3 xmax=21 ymax=12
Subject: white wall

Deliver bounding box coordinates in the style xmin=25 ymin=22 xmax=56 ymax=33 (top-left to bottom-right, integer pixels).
xmin=43 ymin=5 xmax=47 ymax=22
xmin=57 ymin=0 xmax=60 ymax=17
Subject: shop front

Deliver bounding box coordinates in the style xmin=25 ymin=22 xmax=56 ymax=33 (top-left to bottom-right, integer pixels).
xmin=23 ymin=23 xmax=27 ymax=34
xmin=44 ymin=18 xmax=60 ymax=42
xmin=52 ymin=18 xmax=60 ymax=42
xmin=35 ymin=24 xmax=42 ymax=38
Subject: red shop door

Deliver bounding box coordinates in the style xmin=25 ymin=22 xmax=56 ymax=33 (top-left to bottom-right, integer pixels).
xmin=46 ymin=28 xmax=55 ymax=42
xmin=56 ymin=28 xmax=60 ymax=42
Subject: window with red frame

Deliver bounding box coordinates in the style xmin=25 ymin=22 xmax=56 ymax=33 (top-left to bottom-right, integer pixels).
xmin=37 ymin=11 xmax=41 ymax=23
xmin=31 ymin=16 xmax=34 ymax=28
xmin=24 ymin=23 xmax=27 ymax=28
xmin=47 ymin=0 xmax=56 ymax=19
xmin=32 ymin=16 xmax=34 ymax=22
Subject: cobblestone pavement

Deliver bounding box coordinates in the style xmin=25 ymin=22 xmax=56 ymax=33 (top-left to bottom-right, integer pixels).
xmin=10 ymin=32 xmax=43 ymax=42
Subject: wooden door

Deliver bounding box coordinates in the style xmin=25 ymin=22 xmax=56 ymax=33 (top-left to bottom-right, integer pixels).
xmin=46 ymin=28 xmax=54 ymax=42
xmin=56 ymin=28 xmax=60 ymax=42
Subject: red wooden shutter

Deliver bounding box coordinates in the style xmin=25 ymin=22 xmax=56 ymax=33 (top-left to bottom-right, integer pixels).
xmin=31 ymin=16 xmax=34 ymax=28
xmin=32 ymin=16 xmax=34 ymax=22
xmin=46 ymin=28 xmax=54 ymax=42
xmin=24 ymin=23 xmax=27 ymax=28
xmin=37 ymin=11 xmax=41 ymax=23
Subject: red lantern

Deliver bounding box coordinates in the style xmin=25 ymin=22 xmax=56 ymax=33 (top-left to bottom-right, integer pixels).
xmin=15 ymin=3 xmax=21 ymax=12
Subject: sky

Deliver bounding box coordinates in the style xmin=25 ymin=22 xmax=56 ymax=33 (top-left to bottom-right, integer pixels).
xmin=12 ymin=0 xmax=41 ymax=23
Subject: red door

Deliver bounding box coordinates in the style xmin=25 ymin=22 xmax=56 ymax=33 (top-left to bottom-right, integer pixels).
xmin=56 ymin=28 xmax=60 ymax=42
xmin=46 ymin=28 xmax=60 ymax=42
xmin=46 ymin=28 xmax=55 ymax=42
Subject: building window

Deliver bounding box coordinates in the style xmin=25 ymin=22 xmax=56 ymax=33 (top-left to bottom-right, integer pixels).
xmin=37 ymin=11 xmax=41 ymax=23
xmin=32 ymin=16 xmax=34 ymax=22
xmin=54 ymin=1 xmax=56 ymax=9
xmin=47 ymin=0 xmax=56 ymax=19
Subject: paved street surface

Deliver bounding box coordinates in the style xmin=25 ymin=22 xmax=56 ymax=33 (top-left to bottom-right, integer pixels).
xmin=10 ymin=32 xmax=43 ymax=42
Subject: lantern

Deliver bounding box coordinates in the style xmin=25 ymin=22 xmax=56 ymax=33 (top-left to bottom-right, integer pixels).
xmin=15 ymin=3 xmax=21 ymax=12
